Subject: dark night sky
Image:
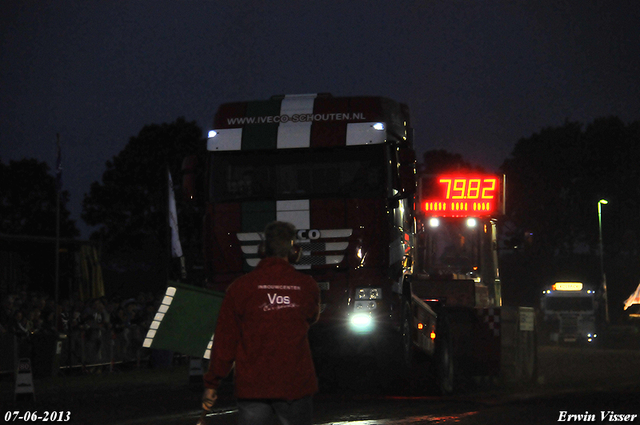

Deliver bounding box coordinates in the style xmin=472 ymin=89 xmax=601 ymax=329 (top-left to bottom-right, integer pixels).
xmin=2 ymin=1 xmax=639 ymax=237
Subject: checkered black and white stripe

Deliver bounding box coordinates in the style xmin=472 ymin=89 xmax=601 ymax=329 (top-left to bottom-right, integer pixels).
xmin=478 ymin=308 xmax=501 ymax=337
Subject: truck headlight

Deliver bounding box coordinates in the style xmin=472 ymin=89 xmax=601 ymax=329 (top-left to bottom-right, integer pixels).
xmin=356 ymin=287 xmax=382 ymax=300
xmin=354 ymin=301 xmax=377 ymax=311
xmin=350 ymin=313 xmax=373 ymax=333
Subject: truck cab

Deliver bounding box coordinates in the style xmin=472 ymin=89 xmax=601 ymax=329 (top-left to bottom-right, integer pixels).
xmin=200 ymin=94 xmax=417 ymax=356
xmin=541 ymin=281 xmax=598 ymax=344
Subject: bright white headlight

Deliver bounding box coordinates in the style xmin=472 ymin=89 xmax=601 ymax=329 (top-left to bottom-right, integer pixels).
xmin=350 ymin=313 xmax=373 ymax=333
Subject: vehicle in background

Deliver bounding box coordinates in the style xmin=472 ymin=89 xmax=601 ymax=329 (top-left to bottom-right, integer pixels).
xmin=413 ymin=173 xmax=537 ymax=384
xmin=540 ymin=281 xmax=598 ymax=344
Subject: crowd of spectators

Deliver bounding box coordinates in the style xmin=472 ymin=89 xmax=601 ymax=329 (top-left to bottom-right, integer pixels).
xmin=0 ymin=285 xmax=165 ymax=368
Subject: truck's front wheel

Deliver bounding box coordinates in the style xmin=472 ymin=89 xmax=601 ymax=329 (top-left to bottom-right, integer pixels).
xmin=401 ymin=300 xmax=414 ymax=367
xmin=433 ymin=330 xmax=454 ymax=394
xmin=389 ymin=300 xmax=427 ymax=394
xmin=430 ymin=309 xmax=455 ymax=395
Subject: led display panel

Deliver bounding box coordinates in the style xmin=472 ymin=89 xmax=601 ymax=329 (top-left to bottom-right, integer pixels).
xmin=420 ymin=174 xmax=504 ymax=217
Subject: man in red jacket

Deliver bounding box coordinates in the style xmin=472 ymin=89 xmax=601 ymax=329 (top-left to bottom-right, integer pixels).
xmin=202 ymin=221 xmax=320 ymax=425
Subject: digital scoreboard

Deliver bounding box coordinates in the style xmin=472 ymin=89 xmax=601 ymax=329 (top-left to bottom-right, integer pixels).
xmin=419 ymin=174 xmax=504 ymax=217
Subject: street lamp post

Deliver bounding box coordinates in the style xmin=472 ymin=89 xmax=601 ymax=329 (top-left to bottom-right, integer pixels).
xmin=598 ymin=199 xmax=609 ymax=323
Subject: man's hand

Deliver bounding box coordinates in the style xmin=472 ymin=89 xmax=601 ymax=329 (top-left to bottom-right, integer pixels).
xmin=202 ymin=388 xmax=217 ymax=411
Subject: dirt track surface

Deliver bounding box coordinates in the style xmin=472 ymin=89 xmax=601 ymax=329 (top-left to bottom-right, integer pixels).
xmin=1 ymin=363 xmax=222 ymax=425
xmin=537 ymin=345 xmax=640 ymax=387
xmin=2 ymin=344 xmax=640 ymax=425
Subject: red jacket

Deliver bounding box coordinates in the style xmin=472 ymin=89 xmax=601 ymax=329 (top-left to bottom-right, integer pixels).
xmin=204 ymin=257 xmax=320 ymax=400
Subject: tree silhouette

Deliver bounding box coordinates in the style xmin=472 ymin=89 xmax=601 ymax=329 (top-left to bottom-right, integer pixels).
xmin=501 ymin=120 xmax=584 ymax=256
xmin=501 ymin=117 xmax=640 ymax=258
xmin=420 ymin=149 xmax=485 ymax=175
xmin=578 ymin=117 xmax=640 ymax=255
xmin=82 ymin=118 xmax=205 ymax=254
xmin=0 ymin=158 xmax=78 ymax=237
xmin=500 ymin=117 xmax=640 ymax=319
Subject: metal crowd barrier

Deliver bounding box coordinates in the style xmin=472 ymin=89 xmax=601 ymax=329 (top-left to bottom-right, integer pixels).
xmin=0 ymin=325 xmax=152 ymax=377
xmin=60 ymin=325 xmax=149 ymax=372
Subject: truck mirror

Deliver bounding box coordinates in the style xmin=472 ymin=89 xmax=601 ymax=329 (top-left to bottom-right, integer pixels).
xmin=182 ymin=155 xmax=198 ymax=203
xmin=398 ymin=149 xmax=416 ymax=196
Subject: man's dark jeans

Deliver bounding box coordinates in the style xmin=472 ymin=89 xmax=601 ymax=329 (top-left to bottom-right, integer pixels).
xmin=237 ymin=396 xmax=313 ymax=425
